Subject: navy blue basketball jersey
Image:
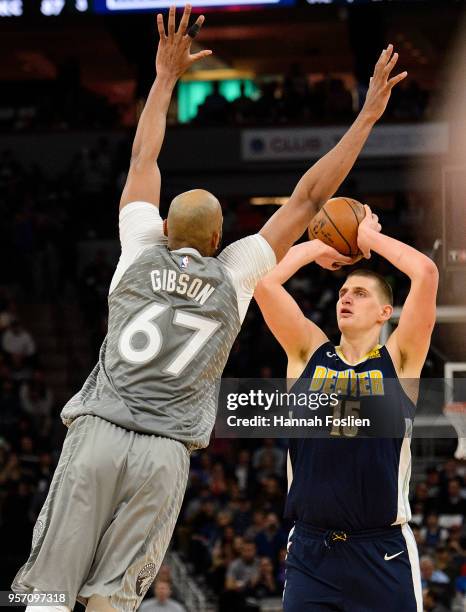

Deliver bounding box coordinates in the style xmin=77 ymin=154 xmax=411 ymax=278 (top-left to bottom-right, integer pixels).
xmin=285 ymin=341 xmax=416 ymax=531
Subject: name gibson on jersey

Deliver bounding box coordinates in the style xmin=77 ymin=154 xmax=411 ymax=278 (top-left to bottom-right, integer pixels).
xmin=150 ymin=269 xmax=215 ymax=305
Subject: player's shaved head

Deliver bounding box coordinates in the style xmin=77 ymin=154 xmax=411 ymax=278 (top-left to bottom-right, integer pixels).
xmin=166 ymin=189 xmax=223 ymax=256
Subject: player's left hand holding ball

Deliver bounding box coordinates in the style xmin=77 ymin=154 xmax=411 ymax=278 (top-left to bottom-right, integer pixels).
xmin=156 ymin=4 xmax=212 ymax=81
xmin=357 ymin=205 xmax=382 ymax=259
xmin=312 ymin=240 xmax=353 ymax=271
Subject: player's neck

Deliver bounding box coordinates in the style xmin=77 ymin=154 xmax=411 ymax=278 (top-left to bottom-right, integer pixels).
xmin=338 ymin=331 xmax=381 ymax=365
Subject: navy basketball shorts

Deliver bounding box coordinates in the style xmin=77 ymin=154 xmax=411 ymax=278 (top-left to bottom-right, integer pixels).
xmin=283 ymin=521 xmax=422 ymax=612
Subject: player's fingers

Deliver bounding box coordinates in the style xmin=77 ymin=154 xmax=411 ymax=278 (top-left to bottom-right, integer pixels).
xmin=338 ymin=255 xmax=354 ymax=264
xmin=388 ymin=71 xmax=408 ymax=88
xmin=168 ymin=5 xmax=176 ymax=40
xmin=185 ymin=15 xmax=205 ymax=42
xmin=372 ymin=214 xmax=379 ymax=224
xmin=178 ymin=3 xmax=192 ymax=36
xmin=383 ymin=51 xmax=399 ymax=77
xmin=189 ymin=49 xmax=213 ymax=63
xmin=373 ymin=46 xmax=389 ymax=77
xmin=363 ymin=204 xmax=372 ymax=220
xmin=157 ymin=13 xmax=167 ymax=40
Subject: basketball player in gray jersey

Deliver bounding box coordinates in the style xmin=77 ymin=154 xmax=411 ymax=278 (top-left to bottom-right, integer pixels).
xmin=12 ymin=6 xmax=405 ymax=612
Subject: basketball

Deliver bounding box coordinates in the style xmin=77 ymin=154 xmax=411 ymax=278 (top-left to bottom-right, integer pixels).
xmin=308 ymin=197 xmax=366 ymax=261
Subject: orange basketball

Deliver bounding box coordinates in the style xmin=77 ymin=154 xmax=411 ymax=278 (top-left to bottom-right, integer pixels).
xmin=308 ymin=197 xmax=366 ymax=261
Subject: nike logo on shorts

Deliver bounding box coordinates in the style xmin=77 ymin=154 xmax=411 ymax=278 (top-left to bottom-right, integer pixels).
xmin=384 ymin=551 xmax=404 ymax=561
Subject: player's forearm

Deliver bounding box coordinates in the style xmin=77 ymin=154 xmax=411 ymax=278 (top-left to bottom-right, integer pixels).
xmin=258 ymin=242 xmax=321 ymax=287
xmin=365 ymin=230 xmax=439 ymax=282
xmin=131 ymin=74 xmax=177 ymax=162
xmin=291 ymin=111 xmax=375 ymax=209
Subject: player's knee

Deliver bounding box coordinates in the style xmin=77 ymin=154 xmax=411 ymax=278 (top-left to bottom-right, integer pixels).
xmin=85 ymin=594 xmax=118 ymax=612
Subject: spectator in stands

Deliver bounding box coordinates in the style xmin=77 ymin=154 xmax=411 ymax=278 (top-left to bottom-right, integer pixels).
xmin=222 ymin=540 xmax=260 ymax=611
xmin=225 ymin=540 xmax=260 ymax=588
xmin=426 ymin=466 xmax=441 ymax=499
xmin=17 ymin=435 xmax=39 ymax=484
xmin=139 ymin=579 xmax=186 ymax=612
xmin=282 ymin=63 xmax=310 ymax=122
xmin=231 ymin=82 xmax=255 ymax=125
xmin=423 ymin=588 xmax=450 ymax=612
xmin=244 ymin=509 xmax=266 ymax=541
xmin=252 ymin=439 xmax=285 ymax=475
xmin=247 ymin=556 xmax=279 ymax=599
xmin=435 ymin=544 xmax=458 ymax=584
xmin=421 ymin=513 xmax=449 ymax=550
xmin=208 ymin=462 xmax=229 ymax=500
xmin=0 ymin=450 xmax=21 ymax=489
xmin=254 ymin=476 xmax=284 ymax=516
xmin=439 ymin=459 xmax=462 ymax=487
xmin=183 ymin=484 xmax=212 ymax=521
xmin=0 ymin=294 xmax=18 ymax=335
xmin=2 ymin=319 xmax=36 ymax=369
xmin=439 ymin=479 xmax=466 ymax=515
xmin=421 ymin=555 xmax=450 ymax=588
xmin=411 ymin=481 xmax=437 ymax=516
xmin=453 ymin=571 xmax=466 ymax=612
xmin=19 ymin=370 xmax=54 ymax=438
xmin=254 ymin=513 xmax=286 ymax=560
xmin=234 ymin=449 xmax=253 ymax=495
xmin=196 ymin=81 xmax=229 ymax=125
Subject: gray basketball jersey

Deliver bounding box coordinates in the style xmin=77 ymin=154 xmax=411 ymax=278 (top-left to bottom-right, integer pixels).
xmin=61 ymin=202 xmax=276 ymax=450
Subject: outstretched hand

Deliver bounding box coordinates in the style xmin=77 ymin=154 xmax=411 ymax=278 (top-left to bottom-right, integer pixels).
xmin=156 ymin=4 xmax=212 ymax=81
xmin=362 ymin=44 xmax=407 ymax=123
xmin=357 ymin=205 xmax=382 ymax=259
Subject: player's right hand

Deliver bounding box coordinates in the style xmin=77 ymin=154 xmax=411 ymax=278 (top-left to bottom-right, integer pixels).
xmin=156 ymin=4 xmax=212 ymax=81
xmin=361 ymin=44 xmax=407 ymax=123
xmin=312 ymin=240 xmax=353 ymax=271
xmin=357 ymin=205 xmax=382 ymax=259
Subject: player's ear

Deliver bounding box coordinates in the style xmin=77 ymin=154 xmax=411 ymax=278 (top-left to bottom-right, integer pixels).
xmin=163 ymin=218 xmax=168 ymax=237
xmin=212 ymin=230 xmax=220 ymax=251
xmin=380 ymin=304 xmax=393 ymax=322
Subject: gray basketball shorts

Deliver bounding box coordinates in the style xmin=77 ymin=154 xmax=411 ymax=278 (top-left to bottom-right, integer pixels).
xmin=11 ymin=415 xmax=190 ymax=612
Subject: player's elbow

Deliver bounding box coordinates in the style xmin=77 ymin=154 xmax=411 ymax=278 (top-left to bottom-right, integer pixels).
xmin=419 ymin=258 xmax=439 ymax=287
xmin=254 ymin=278 xmax=274 ymax=300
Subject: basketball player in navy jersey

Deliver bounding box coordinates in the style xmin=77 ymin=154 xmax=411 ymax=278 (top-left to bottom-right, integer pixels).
xmin=254 ymin=207 xmax=438 ymax=611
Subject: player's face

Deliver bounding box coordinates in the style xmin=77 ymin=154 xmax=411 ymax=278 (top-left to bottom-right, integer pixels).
xmin=336 ymin=276 xmax=387 ymax=333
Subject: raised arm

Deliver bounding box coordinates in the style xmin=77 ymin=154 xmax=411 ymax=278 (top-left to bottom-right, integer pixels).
xmin=357 ymin=206 xmax=439 ymax=376
xmin=120 ymin=5 xmax=211 ymax=211
xmin=255 ymin=241 xmax=351 ymax=373
xmin=259 ymin=45 xmax=407 ymax=261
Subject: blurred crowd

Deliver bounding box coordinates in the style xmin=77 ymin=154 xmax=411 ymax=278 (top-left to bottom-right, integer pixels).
xmin=0 ymin=134 xmax=463 ymax=612
xmin=194 ymin=69 xmax=431 ymax=127
xmin=172 ymin=445 xmax=466 ymax=611
xmin=1 ymin=59 xmax=119 ymax=132
xmin=0 ymin=62 xmax=433 ymax=132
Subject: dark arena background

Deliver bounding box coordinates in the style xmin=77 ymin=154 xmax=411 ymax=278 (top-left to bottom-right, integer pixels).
xmin=1 ymin=1 xmax=466 ymax=611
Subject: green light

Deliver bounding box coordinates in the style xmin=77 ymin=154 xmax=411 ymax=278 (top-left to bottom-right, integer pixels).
xmin=178 ymin=80 xmax=258 ymax=123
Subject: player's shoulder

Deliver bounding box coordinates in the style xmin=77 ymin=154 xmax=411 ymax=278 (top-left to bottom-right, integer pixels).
xmin=217 ymin=233 xmax=276 ymax=264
